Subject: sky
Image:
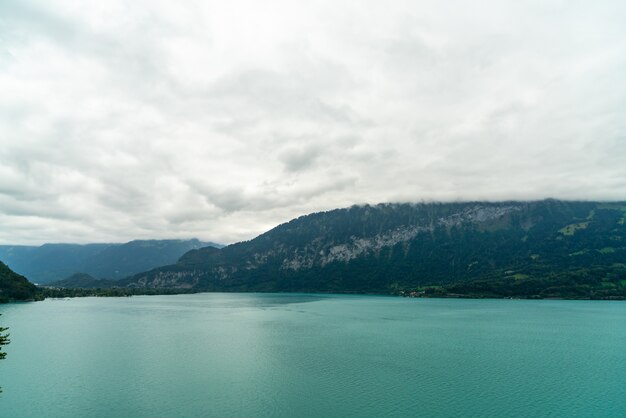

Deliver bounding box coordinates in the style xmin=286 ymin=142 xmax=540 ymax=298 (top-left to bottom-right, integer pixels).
xmin=1 ymin=0 xmax=625 ymax=245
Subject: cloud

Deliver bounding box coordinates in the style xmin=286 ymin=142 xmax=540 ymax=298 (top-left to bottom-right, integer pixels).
xmin=0 ymin=0 xmax=625 ymax=245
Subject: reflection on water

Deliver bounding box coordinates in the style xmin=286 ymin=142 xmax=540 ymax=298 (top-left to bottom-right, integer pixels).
xmin=1 ymin=294 xmax=625 ymax=417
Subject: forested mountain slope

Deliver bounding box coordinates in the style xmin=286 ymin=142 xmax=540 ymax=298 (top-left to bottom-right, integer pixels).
xmin=122 ymin=200 xmax=626 ymax=297
xmin=0 ymin=261 xmax=38 ymax=302
xmin=0 ymin=239 xmax=221 ymax=283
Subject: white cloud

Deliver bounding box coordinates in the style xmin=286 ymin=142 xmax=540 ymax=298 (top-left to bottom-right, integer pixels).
xmin=1 ymin=0 xmax=625 ymax=245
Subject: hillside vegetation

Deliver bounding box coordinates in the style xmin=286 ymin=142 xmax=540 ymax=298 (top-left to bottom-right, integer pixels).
xmin=115 ymin=200 xmax=626 ymax=298
xmin=0 ymin=261 xmax=39 ymax=302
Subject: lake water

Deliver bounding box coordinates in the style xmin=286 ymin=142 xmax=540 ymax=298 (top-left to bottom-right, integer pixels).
xmin=0 ymin=294 xmax=625 ymax=417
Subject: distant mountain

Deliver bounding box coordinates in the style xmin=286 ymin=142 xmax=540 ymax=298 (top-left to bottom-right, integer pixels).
xmin=0 ymin=261 xmax=38 ymax=302
xmin=120 ymin=200 xmax=626 ymax=298
xmin=78 ymin=239 xmax=223 ymax=280
xmin=0 ymin=239 xmax=222 ymax=284
xmin=48 ymin=273 xmax=115 ymax=289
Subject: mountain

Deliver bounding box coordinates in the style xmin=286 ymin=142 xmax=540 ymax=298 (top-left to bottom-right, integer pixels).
xmin=0 ymin=261 xmax=38 ymax=302
xmin=0 ymin=239 xmax=222 ymax=284
xmin=120 ymin=200 xmax=626 ymax=298
xmin=78 ymin=239 xmax=222 ymax=280
xmin=48 ymin=273 xmax=116 ymax=289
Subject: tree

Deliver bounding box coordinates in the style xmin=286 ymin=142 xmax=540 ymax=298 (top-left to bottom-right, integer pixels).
xmin=0 ymin=315 xmax=8 ymax=360
xmin=0 ymin=314 xmax=8 ymax=393
xmin=0 ymin=328 xmax=8 ymax=360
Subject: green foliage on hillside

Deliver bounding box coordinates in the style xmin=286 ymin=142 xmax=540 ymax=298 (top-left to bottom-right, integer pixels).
xmin=404 ymin=264 xmax=626 ymax=299
xmin=0 ymin=314 xmax=8 ymax=393
xmin=39 ymin=287 xmax=196 ymax=299
xmin=0 ymin=315 xmax=8 ymax=360
xmin=48 ymin=273 xmax=119 ymax=289
xmin=0 ymin=261 xmax=39 ymax=302
xmin=125 ymin=200 xmax=626 ymax=299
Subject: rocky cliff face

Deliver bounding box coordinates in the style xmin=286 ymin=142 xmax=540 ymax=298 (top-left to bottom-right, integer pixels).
xmin=282 ymin=204 xmax=524 ymax=270
xmin=121 ymin=200 xmax=626 ymax=293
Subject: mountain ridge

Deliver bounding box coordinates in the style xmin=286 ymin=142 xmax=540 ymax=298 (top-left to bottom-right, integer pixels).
xmin=0 ymin=239 xmax=222 ymax=283
xmin=115 ymin=199 xmax=626 ymax=297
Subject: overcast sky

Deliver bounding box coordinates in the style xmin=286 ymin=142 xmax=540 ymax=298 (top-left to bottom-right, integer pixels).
xmin=1 ymin=0 xmax=625 ymax=245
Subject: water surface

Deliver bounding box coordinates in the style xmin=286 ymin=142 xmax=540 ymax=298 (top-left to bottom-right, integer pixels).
xmin=1 ymin=294 xmax=625 ymax=417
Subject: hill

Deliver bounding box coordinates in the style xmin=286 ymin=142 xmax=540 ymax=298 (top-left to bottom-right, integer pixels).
xmin=48 ymin=273 xmax=117 ymax=289
xmin=120 ymin=200 xmax=626 ymax=298
xmin=0 ymin=239 xmax=222 ymax=284
xmin=0 ymin=261 xmax=38 ymax=302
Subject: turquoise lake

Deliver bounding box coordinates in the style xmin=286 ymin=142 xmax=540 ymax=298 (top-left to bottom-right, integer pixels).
xmin=1 ymin=294 xmax=625 ymax=417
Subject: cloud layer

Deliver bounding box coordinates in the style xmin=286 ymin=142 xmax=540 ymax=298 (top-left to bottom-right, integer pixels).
xmin=1 ymin=0 xmax=625 ymax=244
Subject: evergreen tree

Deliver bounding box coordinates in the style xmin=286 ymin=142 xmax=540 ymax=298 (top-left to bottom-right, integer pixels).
xmin=0 ymin=314 xmax=8 ymax=393
xmin=0 ymin=324 xmax=8 ymax=359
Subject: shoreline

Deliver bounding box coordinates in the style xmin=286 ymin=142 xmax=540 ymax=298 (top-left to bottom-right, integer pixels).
xmin=2 ymin=287 xmax=624 ymax=304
